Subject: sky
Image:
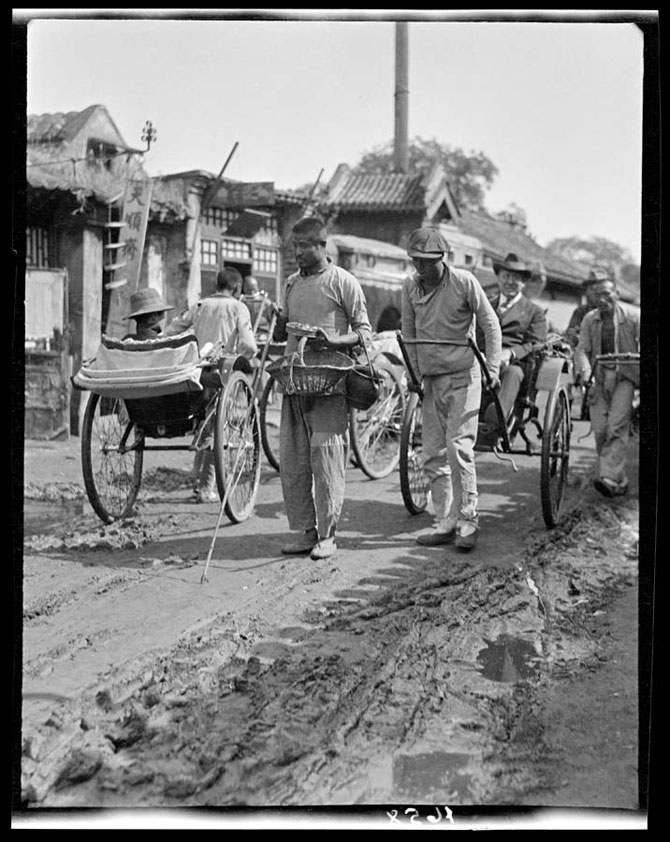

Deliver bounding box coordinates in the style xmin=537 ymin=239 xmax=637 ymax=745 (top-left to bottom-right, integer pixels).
xmin=19 ymin=10 xmax=650 ymax=263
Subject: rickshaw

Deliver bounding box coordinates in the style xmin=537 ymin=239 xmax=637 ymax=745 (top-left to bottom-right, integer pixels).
xmin=396 ymin=331 xmax=574 ymax=530
xmin=73 ymin=328 xmax=274 ymax=525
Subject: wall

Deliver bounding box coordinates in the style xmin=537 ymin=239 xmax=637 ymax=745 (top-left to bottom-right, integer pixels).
xmin=329 ymin=210 xmax=425 ymax=248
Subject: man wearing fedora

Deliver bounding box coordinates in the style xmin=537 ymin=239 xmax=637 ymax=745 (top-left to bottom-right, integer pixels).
xmin=574 ymin=272 xmax=639 ymax=498
xmin=402 ymin=227 xmax=502 ymax=551
xmin=165 ymin=266 xmax=258 ymax=502
xmin=124 ymin=288 xmax=174 ymax=341
xmin=482 ymin=253 xmax=547 ymax=435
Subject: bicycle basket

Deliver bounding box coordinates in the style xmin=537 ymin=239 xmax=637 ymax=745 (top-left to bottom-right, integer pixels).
xmin=266 ymin=336 xmax=354 ymax=396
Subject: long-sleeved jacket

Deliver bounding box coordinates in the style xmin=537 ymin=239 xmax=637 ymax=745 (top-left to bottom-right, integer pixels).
xmin=402 ymin=264 xmax=502 ymax=381
xmin=574 ymin=302 xmax=640 ymax=386
xmin=165 ymin=292 xmax=258 ymax=359
xmin=565 ymin=302 xmax=595 ymax=348
xmin=497 ymin=296 xmax=548 ymax=361
xmin=280 ymin=260 xmax=372 ymax=355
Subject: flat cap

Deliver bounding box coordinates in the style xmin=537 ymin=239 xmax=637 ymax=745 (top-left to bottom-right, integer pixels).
xmin=407 ymin=227 xmax=449 ymax=258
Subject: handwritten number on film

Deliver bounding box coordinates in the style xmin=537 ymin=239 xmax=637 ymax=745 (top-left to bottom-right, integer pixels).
xmin=386 ymin=806 xmax=454 ymax=825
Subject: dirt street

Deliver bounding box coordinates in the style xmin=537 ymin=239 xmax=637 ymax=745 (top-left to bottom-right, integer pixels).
xmin=15 ymin=420 xmax=649 ymax=828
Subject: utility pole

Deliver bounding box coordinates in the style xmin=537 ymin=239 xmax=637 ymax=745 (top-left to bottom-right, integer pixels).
xmin=394 ymin=21 xmax=409 ymax=174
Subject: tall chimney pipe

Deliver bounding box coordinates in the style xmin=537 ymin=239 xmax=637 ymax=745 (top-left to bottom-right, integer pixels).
xmin=394 ymin=21 xmax=409 ymax=174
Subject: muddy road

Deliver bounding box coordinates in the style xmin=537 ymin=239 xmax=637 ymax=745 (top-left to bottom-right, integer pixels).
xmin=16 ymin=421 xmax=649 ymax=826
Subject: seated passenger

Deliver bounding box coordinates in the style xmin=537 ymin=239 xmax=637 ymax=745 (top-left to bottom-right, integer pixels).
xmin=478 ymin=253 xmax=548 ymax=431
xmin=123 ymin=288 xmax=174 ymax=341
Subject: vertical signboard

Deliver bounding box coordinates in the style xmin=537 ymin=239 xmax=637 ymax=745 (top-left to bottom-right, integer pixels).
xmin=119 ymin=177 xmax=153 ymax=290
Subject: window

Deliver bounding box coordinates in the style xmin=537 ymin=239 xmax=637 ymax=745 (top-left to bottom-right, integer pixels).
xmin=26 ymin=226 xmax=51 ymax=268
xmin=204 ymin=207 xmax=242 ymax=230
xmin=366 ymin=255 xmax=376 ymax=268
xmin=464 ymin=254 xmax=473 ymax=266
xmin=201 ymin=238 xmax=219 ymax=266
xmin=221 ymin=238 xmax=252 ymax=260
xmin=254 ymin=246 xmax=278 ymax=274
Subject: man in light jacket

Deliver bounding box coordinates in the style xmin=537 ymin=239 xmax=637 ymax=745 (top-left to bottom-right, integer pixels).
xmin=402 ymin=228 xmax=502 ymax=551
xmin=574 ymin=275 xmax=640 ymax=497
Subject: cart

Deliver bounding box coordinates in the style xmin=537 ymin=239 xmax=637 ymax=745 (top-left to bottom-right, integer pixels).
xmin=396 ymin=331 xmax=574 ymax=529
xmin=74 ymin=330 xmax=270 ymax=525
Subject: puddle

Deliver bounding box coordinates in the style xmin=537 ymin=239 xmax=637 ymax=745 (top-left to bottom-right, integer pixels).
xmin=23 ymin=500 xmax=88 ymax=538
xmin=393 ymin=751 xmax=473 ymax=801
xmin=476 ymin=634 xmax=539 ymax=683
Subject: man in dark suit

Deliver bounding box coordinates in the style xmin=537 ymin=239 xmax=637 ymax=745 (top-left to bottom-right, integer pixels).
xmin=480 ymin=253 xmax=548 ymax=431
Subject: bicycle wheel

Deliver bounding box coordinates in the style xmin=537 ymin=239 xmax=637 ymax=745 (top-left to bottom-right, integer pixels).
xmin=399 ymin=391 xmax=430 ymax=514
xmin=349 ymin=366 xmax=405 ymax=479
xmin=213 ymin=371 xmax=261 ymax=523
xmin=259 ymin=376 xmax=282 ymax=472
xmin=540 ymin=387 xmax=571 ymax=529
xmin=81 ymin=392 xmax=143 ymax=523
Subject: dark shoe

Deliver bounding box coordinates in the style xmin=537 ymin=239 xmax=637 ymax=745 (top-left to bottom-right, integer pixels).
xmin=416 ymin=528 xmax=457 ymax=546
xmin=454 ymin=524 xmax=478 ymax=552
xmin=593 ymin=477 xmax=617 ymax=498
xmin=310 ymin=537 xmax=337 ymax=560
xmin=594 ymin=477 xmax=628 ymax=498
xmin=281 ymin=528 xmax=319 ymax=555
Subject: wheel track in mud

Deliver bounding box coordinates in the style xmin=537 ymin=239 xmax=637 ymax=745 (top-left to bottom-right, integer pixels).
xmin=23 ymin=493 xmax=639 ymax=809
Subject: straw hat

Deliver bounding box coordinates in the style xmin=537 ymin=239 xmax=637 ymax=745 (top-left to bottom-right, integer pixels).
xmin=126 ymin=288 xmax=174 ymax=319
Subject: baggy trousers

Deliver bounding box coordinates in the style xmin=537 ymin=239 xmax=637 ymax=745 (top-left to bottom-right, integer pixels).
xmin=422 ymin=368 xmax=482 ymax=526
xmin=589 ymin=369 xmax=635 ymax=488
xmin=279 ymin=393 xmax=350 ymax=539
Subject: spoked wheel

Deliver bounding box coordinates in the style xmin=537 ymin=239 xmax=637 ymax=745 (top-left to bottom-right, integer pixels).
xmin=213 ymin=371 xmax=261 ymax=523
xmin=540 ymin=387 xmax=571 ymax=528
xmin=81 ymin=392 xmax=144 ymax=523
xmin=349 ymin=366 xmax=405 ymax=479
xmin=399 ymin=391 xmax=430 ymax=514
xmin=259 ymin=375 xmax=282 ymax=472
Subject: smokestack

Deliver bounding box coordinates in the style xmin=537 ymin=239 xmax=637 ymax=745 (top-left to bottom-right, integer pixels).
xmin=394 ymin=22 xmax=409 ymax=174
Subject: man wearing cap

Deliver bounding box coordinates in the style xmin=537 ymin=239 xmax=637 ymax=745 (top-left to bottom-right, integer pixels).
xmin=565 ymin=268 xmax=609 ymax=349
xmin=123 ymin=288 xmax=174 ymax=341
xmin=402 ymin=227 xmax=502 ymax=551
xmin=574 ymin=274 xmax=639 ymax=498
xmin=272 ymin=216 xmax=372 ymax=561
xmin=165 ymin=266 xmax=258 ymax=502
xmin=481 ymin=253 xmax=547 ymax=434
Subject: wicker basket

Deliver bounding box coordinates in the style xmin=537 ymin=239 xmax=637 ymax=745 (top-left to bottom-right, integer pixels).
xmin=266 ymin=336 xmax=354 ymax=396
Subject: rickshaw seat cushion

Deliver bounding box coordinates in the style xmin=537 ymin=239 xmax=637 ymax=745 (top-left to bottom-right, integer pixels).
xmin=73 ymin=332 xmax=204 ymax=399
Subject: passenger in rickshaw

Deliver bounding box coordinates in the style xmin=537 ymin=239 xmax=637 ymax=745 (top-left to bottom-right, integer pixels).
xmin=164 ymin=267 xmax=258 ymax=502
xmin=478 ymin=253 xmax=548 ymax=434
xmin=123 ymin=288 xmax=175 ymax=341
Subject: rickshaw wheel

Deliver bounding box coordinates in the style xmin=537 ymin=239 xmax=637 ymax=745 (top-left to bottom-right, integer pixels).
xmin=259 ymin=376 xmax=281 ymax=472
xmin=399 ymin=391 xmax=430 ymax=514
xmin=350 ymin=366 xmax=405 ymax=480
xmin=81 ymin=392 xmax=144 ymax=523
xmin=213 ymin=371 xmax=261 ymax=523
xmin=540 ymin=387 xmax=571 ymax=529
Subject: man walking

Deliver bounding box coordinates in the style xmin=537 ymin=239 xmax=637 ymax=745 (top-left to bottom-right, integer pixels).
xmin=574 ymin=274 xmax=639 ymax=497
xmin=402 ymin=228 xmax=502 ymax=551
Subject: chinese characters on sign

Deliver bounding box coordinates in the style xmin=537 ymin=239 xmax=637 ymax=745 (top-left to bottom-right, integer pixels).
xmin=119 ymin=177 xmax=153 ymax=291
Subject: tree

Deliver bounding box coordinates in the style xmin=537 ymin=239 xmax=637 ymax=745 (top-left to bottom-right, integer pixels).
xmin=545 ymin=235 xmax=635 ymax=279
xmin=353 ymin=136 xmax=498 ymax=210
xmin=494 ymin=203 xmax=529 ymax=231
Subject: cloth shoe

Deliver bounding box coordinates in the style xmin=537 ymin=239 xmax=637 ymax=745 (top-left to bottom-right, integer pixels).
xmin=416 ymin=519 xmax=458 ymax=546
xmin=454 ymin=521 xmax=478 ymax=551
xmin=281 ymin=528 xmax=319 ymax=555
xmin=593 ymin=477 xmax=628 ymax=498
xmin=310 ymin=537 xmax=337 ymax=560
xmin=196 ymin=490 xmax=219 ymax=504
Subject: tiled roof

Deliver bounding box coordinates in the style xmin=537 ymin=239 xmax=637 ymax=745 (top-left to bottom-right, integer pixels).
xmin=324 ymin=171 xmax=425 ymax=211
xmin=27 ymin=105 xmax=102 ymax=144
xmin=459 ymin=209 xmax=590 ymax=286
